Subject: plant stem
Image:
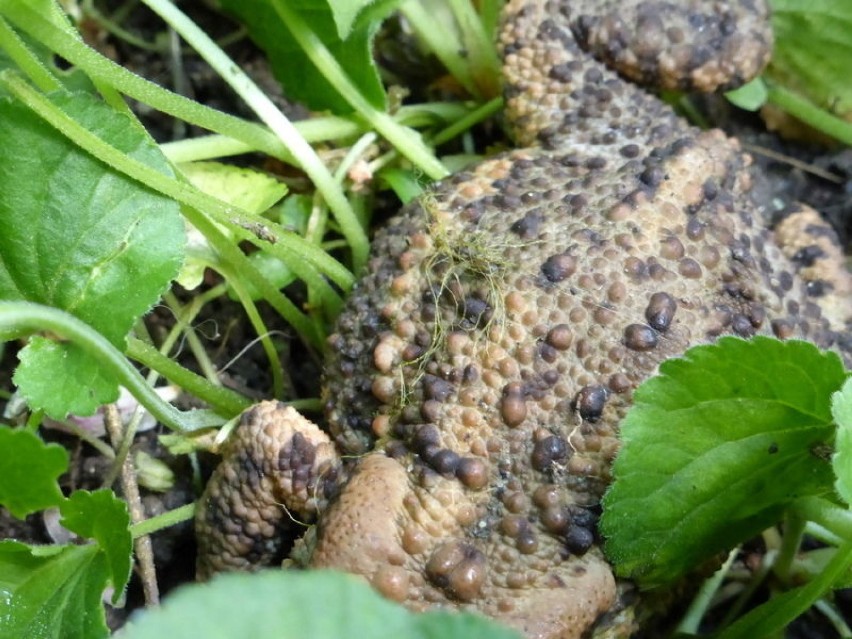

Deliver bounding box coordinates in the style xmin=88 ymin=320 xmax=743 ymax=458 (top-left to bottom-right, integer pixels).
xmin=105 ymin=404 xmax=160 ymax=605
xmin=130 ymin=502 xmax=196 ymax=538
xmin=0 ymin=16 xmax=60 ymax=91
xmin=217 ymin=267 xmax=286 ymax=399
xmin=0 ymin=1 xmax=295 ymax=161
xmin=767 ymin=82 xmax=852 ymax=145
xmin=138 ymin=0 xmax=370 ymax=271
xmin=160 ymin=112 xmax=365 ymax=162
xmin=431 ymin=96 xmax=503 ymax=146
xmin=792 ymin=496 xmax=852 ymax=541
xmin=0 ymin=302 xmax=221 ymax=432
xmin=126 ymin=338 xmax=251 ymax=417
xmin=775 ymin=510 xmax=806 ymax=583
xmin=270 ymin=0 xmax=450 ymax=184
xmin=677 ymin=547 xmax=739 ymax=634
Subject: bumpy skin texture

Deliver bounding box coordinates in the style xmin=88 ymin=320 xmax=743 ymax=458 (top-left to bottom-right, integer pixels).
xmin=196 ymin=1 xmax=851 ymax=637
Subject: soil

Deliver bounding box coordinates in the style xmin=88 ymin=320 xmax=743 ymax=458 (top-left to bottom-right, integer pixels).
xmin=0 ymin=0 xmax=849 ymax=636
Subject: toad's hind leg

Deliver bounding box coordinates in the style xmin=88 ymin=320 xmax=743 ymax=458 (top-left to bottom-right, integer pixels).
xmin=500 ymin=0 xmax=772 ymax=148
xmin=775 ymin=205 xmax=852 ymax=329
xmin=195 ymin=402 xmax=344 ymax=579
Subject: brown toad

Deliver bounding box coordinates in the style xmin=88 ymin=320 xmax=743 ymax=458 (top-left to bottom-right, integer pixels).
xmin=195 ymin=1 xmax=851 ymax=637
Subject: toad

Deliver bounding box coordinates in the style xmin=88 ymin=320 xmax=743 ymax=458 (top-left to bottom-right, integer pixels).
xmin=195 ymin=1 xmax=852 ymax=637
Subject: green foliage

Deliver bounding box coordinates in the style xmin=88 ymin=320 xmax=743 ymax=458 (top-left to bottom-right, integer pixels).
xmin=0 ymin=426 xmax=66 ymax=518
xmin=216 ymin=0 xmax=398 ymax=113
xmin=831 ymin=377 xmax=852 ymax=505
xmin=0 ymin=90 xmax=184 ymax=418
xmin=0 ymin=0 xmax=850 ymax=637
xmin=725 ymin=78 xmax=769 ymax=111
xmin=60 ymin=489 xmax=133 ymax=604
xmin=119 ymin=570 xmax=521 ymax=639
xmin=769 ymin=0 xmax=852 ymax=117
xmin=0 ymin=540 xmax=110 ymax=639
xmin=715 ymin=540 xmax=852 ymax=639
xmin=178 ymin=161 xmax=287 ymax=214
xmin=0 ymin=428 xmax=132 ymax=624
xmin=602 ymin=337 xmax=846 ymax=586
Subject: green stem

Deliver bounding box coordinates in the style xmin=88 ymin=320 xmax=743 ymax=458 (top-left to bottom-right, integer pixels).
xmin=130 ymin=502 xmax=196 ymax=538
xmin=270 ymin=0 xmax=449 ymax=183
xmin=0 ymin=16 xmax=59 ymax=91
xmin=161 ymin=111 xmax=366 ymax=162
xmin=430 ymin=96 xmax=503 ymax=147
xmin=183 ymin=215 xmax=328 ymax=348
xmin=218 ymin=266 xmax=286 ymax=399
xmin=0 ymin=71 xmax=354 ymax=298
xmin=0 ymin=1 xmax=294 ymax=161
xmin=677 ymin=547 xmax=739 ymax=634
xmin=766 ymin=82 xmax=852 ymax=146
xmin=775 ymin=510 xmax=807 ymax=583
xmin=138 ymin=0 xmax=370 ymax=271
xmin=82 ymin=0 xmax=165 ymax=52
xmin=126 ymin=338 xmax=251 ymax=417
xmin=0 ymin=302 xmax=221 ymax=431
xmin=792 ymin=496 xmax=852 ymax=541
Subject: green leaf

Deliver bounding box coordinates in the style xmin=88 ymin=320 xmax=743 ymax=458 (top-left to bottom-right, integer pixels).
xmin=831 ymin=376 xmax=852 ymax=505
xmin=378 ymin=167 xmax=425 ymax=204
xmin=725 ymin=77 xmax=768 ymax=111
xmin=178 ymin=161 xmax=287 ymax=214
xmin=716 ymin=540 xmax=852 ymax=639
xmin=0 ymin=425 xmax=67 ymax=518
xmin=601 ymin=337 xmax=846 ymax=587
xmin=327 ymin=0 xmax=381 ymax=39
xmin=217 ymin=0 xmax=393 ymax=113
xmin=768 ymin=0 xmax=852 ymax=117
xmin=0 ymin=540 xmax=109 ymax=639
xmin=0 ymin=90 xmax=184 ymax=418
xmin=60 ymin=489 xmax=132 ymax=602
xmin=13 ymin=337 xmax=120 ymax=418
xmin=120 ymin=570 xmax=520 ymax=639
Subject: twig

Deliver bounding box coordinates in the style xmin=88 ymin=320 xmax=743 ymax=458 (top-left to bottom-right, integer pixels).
xmin=104 ymin=404 xmax=160 ymax=606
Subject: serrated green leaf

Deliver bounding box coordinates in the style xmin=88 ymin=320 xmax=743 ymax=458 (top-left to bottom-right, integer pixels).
xmin=327 ymin=0 xmax=379 ymax=39
xmin=13 ymin=337 xmax=119 ymax=418
xmin=0 ymin=540 xmax=109 ymax=639
xmin=120 ymin=570 xmax=520 ymax=639
xmin=0 ymin=90 xmax=184 ymax=418
xmin=769 ymin=0 xmax=852 ymax=117
xmin=0 ymin=91 xmax=184 ymax=343
xmin=601 ymin=337 xmax=846 ymax=587
xmin=217 ymin=0 xmax=389 ymax=114
xmin=0 ymin=426 xmax=67 ymax=518
xmin=831 ymin=376 xmax=852 ymax=505
xmin=60 ymin=489 xmax=132 ymax=602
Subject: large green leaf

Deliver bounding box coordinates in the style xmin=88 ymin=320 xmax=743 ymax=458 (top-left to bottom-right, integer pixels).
xmin=120 ymin=570 xmax=520 ymax=639
xmin=0 ymin=90 xmax=184 ymax=417
xmin=0 ymin=540 xmax=109 ymax=639
xmin=769 ymin=0 xmax=852 ymax=117
xmin=601 ymin=337 xmax=846 ymax=586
